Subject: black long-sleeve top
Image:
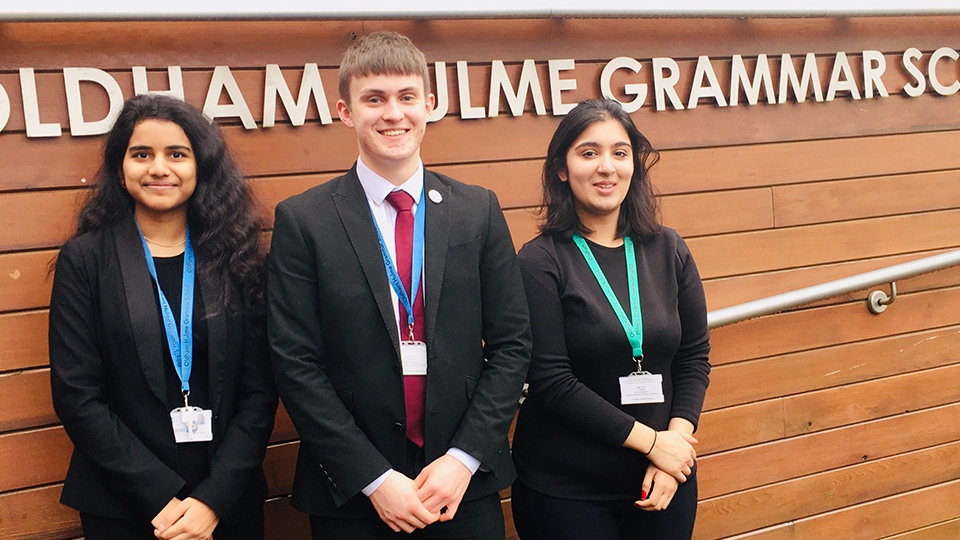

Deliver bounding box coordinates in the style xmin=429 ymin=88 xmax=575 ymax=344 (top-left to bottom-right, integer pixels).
xmin=512 ymin=228 xmax=710 ymax=500
xmin=154 ymin=254 xmax=212 ymax=494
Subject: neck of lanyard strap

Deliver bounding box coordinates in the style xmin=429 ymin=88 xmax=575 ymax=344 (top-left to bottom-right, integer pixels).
xmin=139 ymin=225 xmax=195 ymax=396
xmin=370 ymin=186 xmax=426 ymax=335
xmin=572 ymin=234 xmax=643 ymax=360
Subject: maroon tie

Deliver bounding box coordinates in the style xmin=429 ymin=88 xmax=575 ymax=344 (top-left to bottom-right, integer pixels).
xmin=385 ymin=190 xmax=426 ymax=447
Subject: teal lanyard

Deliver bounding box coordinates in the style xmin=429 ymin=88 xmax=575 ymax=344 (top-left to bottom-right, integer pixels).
xmin=572 ymin=234 xmax=643 ymax=364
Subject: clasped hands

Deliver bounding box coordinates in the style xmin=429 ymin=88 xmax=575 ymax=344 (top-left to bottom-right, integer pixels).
xmin=635 ymin=427 xmax=697 ymax=513
xmin=369 ymin=455 xmax=473 ymax=533
xmin=151 ymin=497 xmax=219 ymax=540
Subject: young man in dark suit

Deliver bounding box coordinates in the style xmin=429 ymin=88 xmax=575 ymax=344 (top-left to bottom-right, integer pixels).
xmin=268 ymin=32 xmax=532 ymax=539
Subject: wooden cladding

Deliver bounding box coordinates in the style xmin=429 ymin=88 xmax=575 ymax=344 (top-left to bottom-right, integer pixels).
xmin=1 ymin=16 xmax=959 ymax=540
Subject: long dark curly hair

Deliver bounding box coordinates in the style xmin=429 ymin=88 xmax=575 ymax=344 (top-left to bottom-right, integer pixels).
xmin=74 ymin=93 xmax=266 ymax=318
xmin=540 ymin=98 xmax=661 ymax=241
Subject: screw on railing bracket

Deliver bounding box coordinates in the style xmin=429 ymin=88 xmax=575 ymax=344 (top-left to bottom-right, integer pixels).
xmin=867 ymin=282 xmax=897 ymax=314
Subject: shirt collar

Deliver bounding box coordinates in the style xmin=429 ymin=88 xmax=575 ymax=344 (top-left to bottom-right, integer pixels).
xmin=356 ymin=157 xmax=424 ymax=206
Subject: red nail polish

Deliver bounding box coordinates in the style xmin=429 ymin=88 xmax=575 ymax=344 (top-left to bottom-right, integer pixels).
xmin=641 ymin=490 xmax=647 ymax=500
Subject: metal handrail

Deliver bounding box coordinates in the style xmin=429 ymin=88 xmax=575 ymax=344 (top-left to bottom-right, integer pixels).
xmin=707 ymin=248 xmax=960 ymax=329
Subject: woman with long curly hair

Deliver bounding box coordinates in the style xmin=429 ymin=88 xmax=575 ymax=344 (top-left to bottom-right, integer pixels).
xmin=511 ymin=99 xmax=711 ymax=540
xmin=49 ymin=94 xmax=277 ymax=540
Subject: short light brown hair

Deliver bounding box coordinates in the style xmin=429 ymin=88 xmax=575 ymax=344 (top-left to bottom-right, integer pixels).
xmin=338 ymin=31 xmax=431 ymax=103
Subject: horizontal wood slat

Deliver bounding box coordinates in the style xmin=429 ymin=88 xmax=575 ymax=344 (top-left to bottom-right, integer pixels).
xmin=689 ymin=209 xmax=960 ymax=280
xmin=705 ymin=325 xmax=960 ymax=411
xmin=661 ymin=188 xmax=774 ymax=238
xmin=698 ymin=363 xmax=960 ymax=454
xmin=373 ymin=17 xmax=960 ymax=62
xmin=736 ymin=479 xmax=960 ymax=540
xmin=774 ymin=169 xmax=960 ymax=228
xmin=0 ymin=426 xmax=71 ymax=493
xmin=0 ymin=250 xmax=56 ymax=312
xmin=656 ymin=129 xmax=960 ymax=195
xmin=0 ymin=484 xmax=80 ymax=540
xmin=0 ymin=310 xmax=49 ymax=372
xmin=783 ymin=363 xmax=960 ymax=436
xmin=0 ymin=21 xmax=359 ymax=71
xmin=709 ymin=285 xmax=960 ymax=365
xmin=0 ymin=190 xmax=82 ymax=252
xmin=0 ymin=369 xmax=57 ymax=432
xmin=695 ymin=441 xmax=960 ymax=539
xmin=7 ymin=17 xmax=960 ymax=70
xmin=697 ymin=402 xmax=960 ymax=500
xmin=431 ymin=160 xmax=543 ymax=211
xmin=886 ymin=517 xmax=960 ymax=539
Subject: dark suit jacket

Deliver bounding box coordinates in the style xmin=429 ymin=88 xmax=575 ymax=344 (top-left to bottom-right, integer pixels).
xmin=267 ymin=165 xmax=531 ymax=518
xmin=48 ymin=215 xmax=278 ymax=523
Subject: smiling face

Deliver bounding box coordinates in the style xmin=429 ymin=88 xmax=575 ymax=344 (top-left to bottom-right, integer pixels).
xmin=561 ymin=119 xmax=634 ymax=225
xmin=336 ymin=73 xmax=435 ymax=185
xmin=122 ymin=119 xmax=197 ymax=222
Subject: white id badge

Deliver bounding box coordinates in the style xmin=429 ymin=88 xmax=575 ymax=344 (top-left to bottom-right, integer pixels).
xmin=170 ymin=406 xmax=214 ymax=443
xmin=400 ymin=341 xmax=428 ymax=375
xmin=619 ymin=373 xmax=665 ymax=405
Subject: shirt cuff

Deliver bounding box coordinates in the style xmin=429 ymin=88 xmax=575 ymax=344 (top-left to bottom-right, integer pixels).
xmin=362 ymin=469 xmax=393 ymax=497
xmin=446 ymin=448 xmax=481 ymax=474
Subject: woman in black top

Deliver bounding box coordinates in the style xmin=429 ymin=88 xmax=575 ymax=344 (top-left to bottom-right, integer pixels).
xmin=49 ymin=94 xmax=277 ymax=540
xmin=511 ymin=99 xmax=711 ymax=540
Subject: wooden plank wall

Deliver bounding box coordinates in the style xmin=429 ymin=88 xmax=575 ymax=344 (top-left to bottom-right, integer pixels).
xmin=2 ymin=16 xmax=960 ymax=539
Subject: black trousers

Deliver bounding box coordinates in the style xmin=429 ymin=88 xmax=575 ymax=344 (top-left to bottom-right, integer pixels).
xmin=510 ymin=472 xmax=698 ymax=540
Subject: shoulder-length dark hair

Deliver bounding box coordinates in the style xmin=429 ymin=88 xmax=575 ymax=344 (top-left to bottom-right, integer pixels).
xmin=74 ymin=93 xmax=266 ymax=317
xmin=540 ymin=98 xmax=661 ymax=240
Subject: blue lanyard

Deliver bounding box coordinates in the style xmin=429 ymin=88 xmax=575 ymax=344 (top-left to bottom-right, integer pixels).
xmin=370 ymin=187 xmax=426 ymax=339
xmin=138 ymin=226 xmax=195 ymax=395
xmin=572 ymin=234 xmax=643 ymax=360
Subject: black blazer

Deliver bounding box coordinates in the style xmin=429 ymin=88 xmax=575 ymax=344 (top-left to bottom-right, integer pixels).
xmin=267 ymin=166 xmax=531 ymax=518
xmin=48 ymin=215 xmax=277 ymax=523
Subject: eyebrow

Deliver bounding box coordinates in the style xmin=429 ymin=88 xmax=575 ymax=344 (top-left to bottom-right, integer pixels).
xmin=573 ymin=140 xmax=632 ymax=149
xmin=359 ymin=86 xmax=421 ymax=97
xmin=127 ymin=144 xmax=192 ymax=152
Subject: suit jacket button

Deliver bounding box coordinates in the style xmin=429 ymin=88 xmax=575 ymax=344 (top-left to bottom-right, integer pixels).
xmin=394 ymin=422 xmax=404 ymax=433
xmin=393 ymin=364 xmax=401 ymax=375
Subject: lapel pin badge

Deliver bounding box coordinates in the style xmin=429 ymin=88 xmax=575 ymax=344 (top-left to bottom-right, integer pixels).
xmin=428 ymin=189 xmax=443 ymax=204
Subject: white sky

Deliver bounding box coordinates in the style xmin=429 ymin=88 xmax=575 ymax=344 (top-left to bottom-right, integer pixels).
xmin=5 ymin=0 xmax=960 ymax=19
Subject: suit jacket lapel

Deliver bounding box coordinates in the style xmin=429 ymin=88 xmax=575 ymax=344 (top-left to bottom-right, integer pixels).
xmin=333 ymin=167 xmax=403 ymax=355
xmin=114 ymin=216 xmax=167 ymax=404
xmin=422 ymin=172 xmax=451 ymax=349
